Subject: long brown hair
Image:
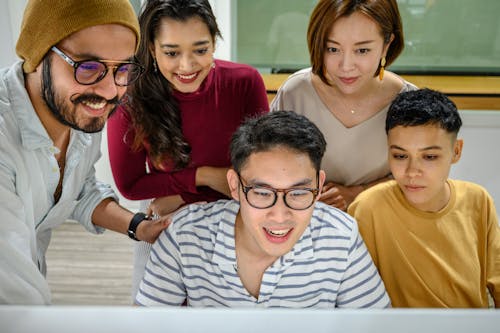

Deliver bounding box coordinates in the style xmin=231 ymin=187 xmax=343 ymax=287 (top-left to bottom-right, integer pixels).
xmin=126 ymin=0 xmax=221 ymax=169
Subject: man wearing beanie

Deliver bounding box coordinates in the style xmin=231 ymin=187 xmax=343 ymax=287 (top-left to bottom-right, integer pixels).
xmin=0 ymin=0 xmax=170 ymax=305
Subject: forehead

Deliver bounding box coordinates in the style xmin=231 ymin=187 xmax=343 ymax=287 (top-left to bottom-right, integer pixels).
xmin=155 ymin=17 xmax=212 ymax=44
xmin=241 ymin=148 xmax=316 ymax=184
xmin=388 ymin=125 xmax=455 ymax=149
xmin=329 ymin=12 xmax=382 ymax=41
xmin=59 ymin=24 xmax=137 ymax=60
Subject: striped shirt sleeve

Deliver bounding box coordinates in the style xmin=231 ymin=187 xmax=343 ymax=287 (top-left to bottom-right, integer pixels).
xmin=336 ymin=221 xmax=391 ymax=308
xmin=135 ymin=226 xmax=186 ymax=306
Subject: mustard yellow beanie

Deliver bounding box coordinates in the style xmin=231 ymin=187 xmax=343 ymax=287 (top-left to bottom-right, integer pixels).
xmin=16 ymin=0 xmax=140 ymax=73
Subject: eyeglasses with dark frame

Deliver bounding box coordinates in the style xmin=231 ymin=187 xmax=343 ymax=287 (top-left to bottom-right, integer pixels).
xmin=238 ymin=173 xmax=320 ymax=210
xmin=51 ymin=46 xmax=144 ymax=86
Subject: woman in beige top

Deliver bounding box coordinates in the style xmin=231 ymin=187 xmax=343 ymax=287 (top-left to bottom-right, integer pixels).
xmin=271 ymin=0 xmax=416 ymax=210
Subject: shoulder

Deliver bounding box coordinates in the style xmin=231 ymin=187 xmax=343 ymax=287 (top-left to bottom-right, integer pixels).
xmin=278 ymin=68 xmax=312 ymax=92
xmin=108 ymin=103 xmax=131 ymax=125
xmin=451 ymin=179 xmax=494 ymax=204
xmin=349 ymin=181 xmax=399 ymax=214
xmin=311 ymin=201 xmax=359 ymax=236
xmin=0 ymin=63 xmax=22 ymax=120
xmin=215 ymin=59 xmax=261 ymax=81
xmin=168 ymin=200 xmax=238 ymax=236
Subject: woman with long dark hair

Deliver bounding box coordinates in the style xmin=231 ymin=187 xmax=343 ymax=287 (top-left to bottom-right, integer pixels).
xmin=107 ymin=0 xmax=269 ymax=298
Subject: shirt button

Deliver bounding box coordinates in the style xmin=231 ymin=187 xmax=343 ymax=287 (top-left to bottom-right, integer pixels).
xmin=52 ymin=167 xmax=58 ymax=173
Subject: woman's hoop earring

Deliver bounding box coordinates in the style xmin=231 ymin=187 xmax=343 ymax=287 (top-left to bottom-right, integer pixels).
xmin=378 ymin=57 xmax=386 ymax=81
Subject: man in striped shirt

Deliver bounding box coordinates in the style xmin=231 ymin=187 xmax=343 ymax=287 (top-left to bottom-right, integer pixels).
xmin=136 ymin=111 xmax=390 ymax=308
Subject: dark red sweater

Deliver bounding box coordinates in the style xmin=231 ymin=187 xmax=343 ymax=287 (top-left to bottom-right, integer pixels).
xmin=107 ymin=60 xmax=269 ymax=203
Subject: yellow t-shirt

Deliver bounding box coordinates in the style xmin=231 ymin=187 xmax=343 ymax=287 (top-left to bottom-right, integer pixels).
xmin=348 ymin=179 xmax=500 ymax=308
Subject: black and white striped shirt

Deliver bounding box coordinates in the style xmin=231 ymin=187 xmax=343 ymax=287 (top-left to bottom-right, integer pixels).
xmin=136 ymin=200 xmax=390 ymax=308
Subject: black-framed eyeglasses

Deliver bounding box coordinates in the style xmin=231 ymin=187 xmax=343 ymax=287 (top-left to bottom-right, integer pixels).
xmin=51 ymin=46 xmax=144 ymax=86
xmin=238 ymin=173 xmax=320 ymax=210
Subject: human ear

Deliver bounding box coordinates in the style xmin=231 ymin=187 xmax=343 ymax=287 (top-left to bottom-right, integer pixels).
xmin=226 ymin=169 xmax=240 ymax=201
xmin=451 ymin=139 xmax=463 ymax=163
xmin=317 ymin=170 xmax=326 ymax=199
xmin=382 ymin=33 xmax=395 ymax=56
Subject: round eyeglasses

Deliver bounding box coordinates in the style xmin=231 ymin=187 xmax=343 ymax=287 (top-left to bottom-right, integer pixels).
xmin=51 ymin=46 xmax=144 ymax=86
xmin=238 ymin=174 xmax=319 ymax=210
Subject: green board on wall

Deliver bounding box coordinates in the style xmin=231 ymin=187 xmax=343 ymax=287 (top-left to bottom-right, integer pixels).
xmin=235 ymin=0 xmax=500 ymax=74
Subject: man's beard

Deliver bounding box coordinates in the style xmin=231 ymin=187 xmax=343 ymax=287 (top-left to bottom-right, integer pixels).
xmin=41 ymin=56 xmax=120 ymax=133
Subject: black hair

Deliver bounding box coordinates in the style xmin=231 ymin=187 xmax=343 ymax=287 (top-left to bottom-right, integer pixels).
xmin=127 ymin=0 xmax=221 ymax=169
xmin=386 ymin=88 xmax=462 ymax=135
xmin=230 ymin=111 xmax=327 ymax=173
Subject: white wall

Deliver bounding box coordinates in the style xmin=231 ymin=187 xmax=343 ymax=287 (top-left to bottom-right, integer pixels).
xmin=450 ymin=111 xmax=500 ymax=206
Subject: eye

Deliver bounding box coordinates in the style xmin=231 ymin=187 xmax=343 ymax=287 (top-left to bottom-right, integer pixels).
xmin=194 ymin=48 xmax=209 ymax=56
xmin=424 ymin=154 xmax=438 ymax=161
xmin=251 ymin=187 xmax=274 ymax=198
xmin=356 ymin=48 xmax=370 ymax=55
xmin=164 ymin=51 xmax=178 ymax=57
xmin=77 ymin=61 xmax=102 ymax=72
xmin=326 ymin=47 xmax=339 ymax=53
xmin=288 ymin=189 xmax=310 ymax=198
xmin=392 ymin=153 xmax=407 ymax=160
xmin=116 ymin=63 xmax=131 ymax=73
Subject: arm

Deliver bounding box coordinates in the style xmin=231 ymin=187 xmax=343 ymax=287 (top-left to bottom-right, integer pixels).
xmin=0 ymin=156 xmax=51 ymax=304
xmin=106 ymin=108 xmax=199 ymax=200
xmin=91 ymin=198 xmax=170 ymax=243
xmin=195 ymin=166 xmax=231 ymax=198
xmin=485 ymin=194 xmax=500 ymax=307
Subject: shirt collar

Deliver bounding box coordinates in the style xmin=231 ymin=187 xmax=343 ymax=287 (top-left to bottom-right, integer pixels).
xmin=6 ymin=61 xmax=93 ymax=151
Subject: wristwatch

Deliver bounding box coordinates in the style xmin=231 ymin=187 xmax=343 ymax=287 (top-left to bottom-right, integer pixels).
xmin=127 ymin=212 xmax=148 ymax=241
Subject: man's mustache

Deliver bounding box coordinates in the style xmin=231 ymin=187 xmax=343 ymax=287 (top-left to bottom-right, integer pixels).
xmin=70 ymin=93 xmax=120 ymax=106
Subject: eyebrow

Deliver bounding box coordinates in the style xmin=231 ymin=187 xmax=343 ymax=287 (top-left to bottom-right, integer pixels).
xmin=326 ymin=38 xmax=376 ymax=46
xmin=160 ymin=40 xmax=211 ymax=48
xmin=249 ymin=177 xmax=314 ymax=188
xmin=67 ymin=51 xmax=135 ymax=62
xmin=390 ymin=145 xmax=443 ymax=151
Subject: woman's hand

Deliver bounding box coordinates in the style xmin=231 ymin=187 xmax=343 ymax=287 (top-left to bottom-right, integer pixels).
xmin=147 ymin=195 xmax=185 ymax=216
xmin=320 ymin=182 xmax=365 ymax=211
xmin=319 ymin=182 xmax=347 ymax=210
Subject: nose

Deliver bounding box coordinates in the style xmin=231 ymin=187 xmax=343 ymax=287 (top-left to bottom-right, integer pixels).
xmin=267 ymin=193 xmax=292 ymax=222
xmin=406 ymin=158 xmax=422 ymax=178
xmin=179 ymin=54 xmax=194 ymax=72
xmin=92 ymin=69 xmax=120 ymax=101
xmin=340 ymin=52 xmax=355 ymax=72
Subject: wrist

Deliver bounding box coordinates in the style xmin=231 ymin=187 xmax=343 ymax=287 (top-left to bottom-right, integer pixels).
xmin=127 ymin=212 xmax=148 ymax=241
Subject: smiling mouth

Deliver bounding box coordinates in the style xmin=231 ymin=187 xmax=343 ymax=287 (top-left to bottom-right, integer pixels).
xmin=175 ymin=72 xmax=199 ymax=83
xmin=264 ymin=227 xmax=292 ymax=237
xmin=82 ymin=100 xmax=107 ymax=110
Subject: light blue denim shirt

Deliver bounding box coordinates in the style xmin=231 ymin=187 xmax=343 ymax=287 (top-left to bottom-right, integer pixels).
xmin=0 ymin=61 xmax=118 ymax=304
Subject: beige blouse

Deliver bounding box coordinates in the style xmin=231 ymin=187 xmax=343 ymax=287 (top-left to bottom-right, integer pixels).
xmin=270 ymin=67 xmax=417 ymax=186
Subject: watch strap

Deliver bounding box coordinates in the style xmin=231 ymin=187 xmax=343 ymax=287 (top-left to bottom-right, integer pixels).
xmin=127 ymin=212 xmax=148 ymax=241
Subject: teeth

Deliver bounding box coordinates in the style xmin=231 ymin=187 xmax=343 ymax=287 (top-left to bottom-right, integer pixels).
xmin=178 ymin=73 xmax=196 ymax=80
xmin=266 ymin=228 xmax=290 ymax=237
xmin=82 ymin=100 xmax=106 ymax=109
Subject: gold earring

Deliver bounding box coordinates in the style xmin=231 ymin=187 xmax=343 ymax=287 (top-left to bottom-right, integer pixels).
xmin=379 ymin=57 xmax=386 ymax=81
